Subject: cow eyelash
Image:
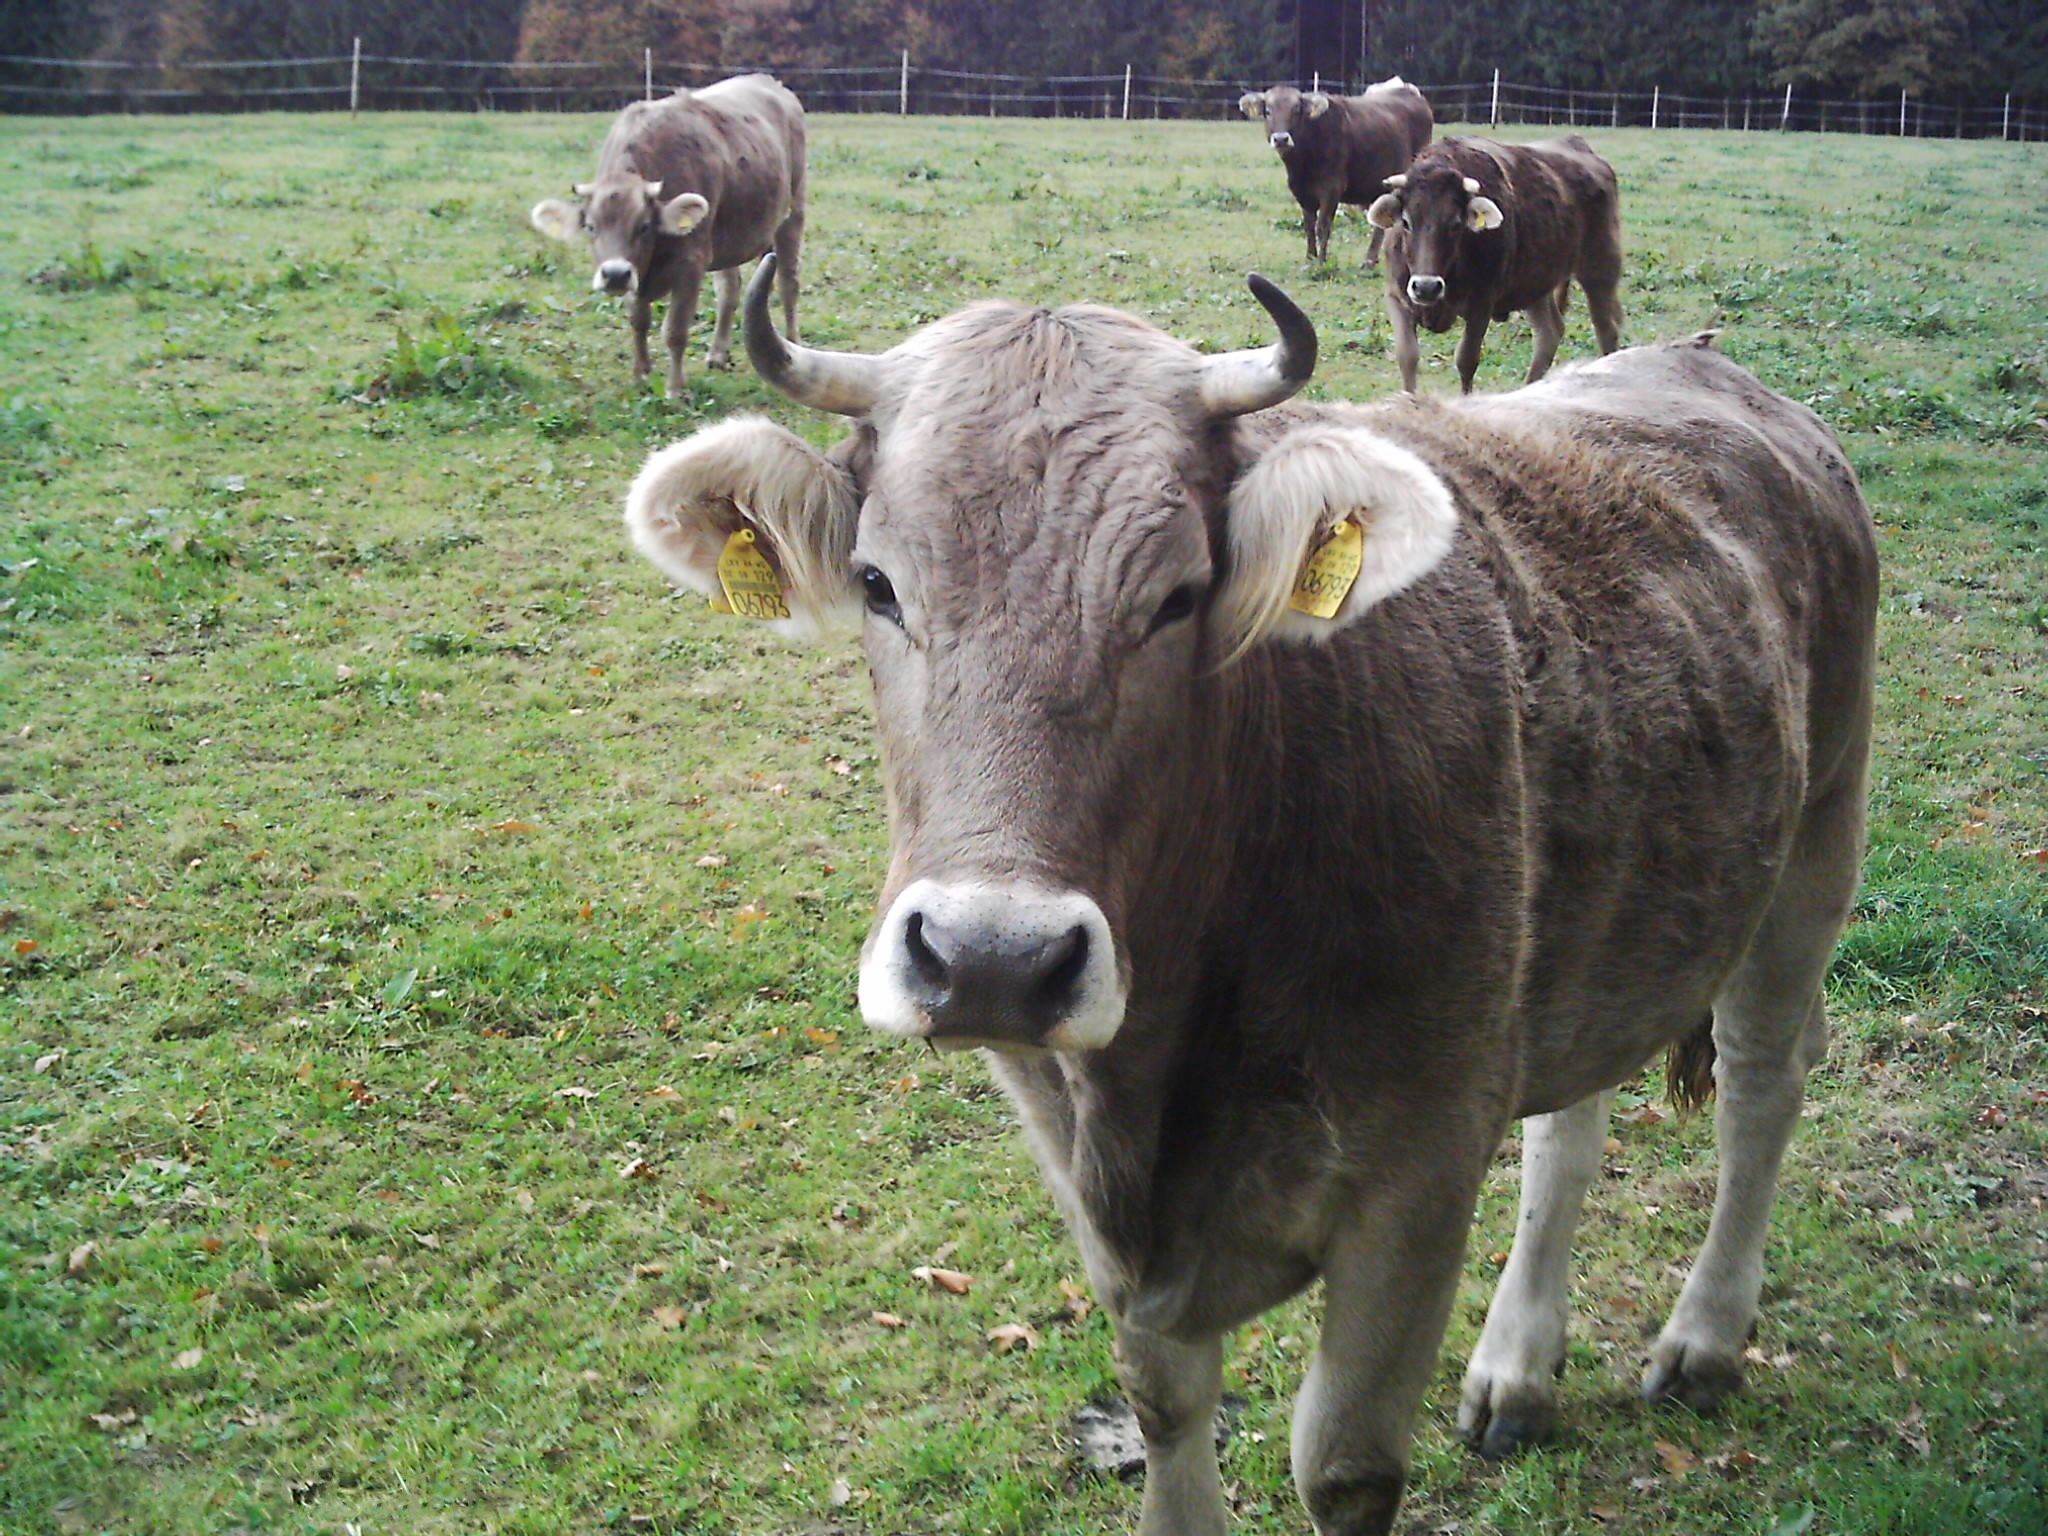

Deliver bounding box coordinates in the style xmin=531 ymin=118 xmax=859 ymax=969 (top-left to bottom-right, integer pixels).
xmin=860 ymin=565 xmax=903 ymax=626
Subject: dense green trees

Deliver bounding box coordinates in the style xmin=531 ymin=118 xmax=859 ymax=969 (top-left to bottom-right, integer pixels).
xmin=17 ymin=0 xmax=2039 ymax=102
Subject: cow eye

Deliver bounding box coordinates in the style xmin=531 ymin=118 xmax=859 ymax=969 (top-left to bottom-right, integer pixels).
xmin=1146 ymin=583 xmax=1201 ymax=637
xmin=860 ymin=565 xmax=902 ymax=626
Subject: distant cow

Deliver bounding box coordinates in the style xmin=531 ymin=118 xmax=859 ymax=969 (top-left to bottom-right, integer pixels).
xmin=1238 ymin=77 xmax=1433 ymax=265
xmin=621 ymin=260 xmax=1876 ymax=1536
xmin=1369 ymin=134 xmax=1623 ymax=394
xmin=530 ymin=74 xmax=805 ymax=397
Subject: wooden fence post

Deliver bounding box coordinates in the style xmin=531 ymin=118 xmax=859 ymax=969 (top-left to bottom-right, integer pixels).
xmin=350 ymin=36 xmax=360 ymax=116
xmin=1123 ymin=64 xmax=1131 ymax=120
xmin=1651 ymin=85 xmax=1659 ymax=130
xmin=899 ymin=50 xmax=909 ymax=115
xmin=2004 ymin=93 xmax=2012 ymax=140
xmin=644 ymin=48 xmax=652 ymax=100
xmin=1780 ymin=81 xmax=1792 ymax=129
xmin=1490 ymin=67 xmax=1500 ymax=126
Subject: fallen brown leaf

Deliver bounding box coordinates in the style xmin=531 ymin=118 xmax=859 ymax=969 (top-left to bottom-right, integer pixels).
xmin=912 ymin=1265 xmax=974 ymax=1295
xmin=66 ymin=1241 xmax=99 ymax=1277
xmin=987 ymin=1321 xmax=1040 ymax=1354
xmin=1654 ymin=1438 xmax=1699 ymax=1479
xmin=172 ymin=1346 xmax=204 ymax=1370
xmin=871 ymin=1311 xmax=907 ymax=1329
xmin=651 ymin=1305 xmax=688 ymax=1330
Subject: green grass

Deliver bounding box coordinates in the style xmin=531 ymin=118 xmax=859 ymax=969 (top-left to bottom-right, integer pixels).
xmin=2 ymin=112 xmax=2044 ymax=1536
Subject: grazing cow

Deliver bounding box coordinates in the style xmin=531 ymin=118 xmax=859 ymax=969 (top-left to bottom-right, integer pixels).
xmin=529 ymin=74 xmax=805 ymax=397
xmin=1238 ymin=78 xmax=1433 ymax=265
xmin=624 ymin=260 xmax=1876 ymax=1536
xmin=1368 ymin=134 xmax=1623 ymax=394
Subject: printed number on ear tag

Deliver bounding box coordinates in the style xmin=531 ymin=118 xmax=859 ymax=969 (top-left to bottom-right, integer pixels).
xmin=715 ymin=527 xmax=791 ymax=621
xmin=1288 ymin=518 xmax=1364 ymax=619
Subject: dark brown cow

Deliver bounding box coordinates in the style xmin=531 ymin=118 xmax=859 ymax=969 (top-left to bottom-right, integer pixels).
xmin=623 ymin=262 xmax=1876 ymax=1536
xmin=530 ymin=74 xmax=804 ymax=397
xmin=1368 ymin=134 xmax=1623 ymax=394
xmin=1239 ymin=77 xmax=1433 ymax=265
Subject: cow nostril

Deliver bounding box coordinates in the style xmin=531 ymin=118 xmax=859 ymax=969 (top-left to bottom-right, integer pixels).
xmin=903 ymin=910 xmax=949 ymax=991
xmin=1036 ymin=924 xmax=1089 ymax=1008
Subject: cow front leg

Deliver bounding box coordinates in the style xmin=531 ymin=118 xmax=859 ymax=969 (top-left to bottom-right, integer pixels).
xmin=706 ymin=267 xmax=741 ymax=370
xmin=1293 ymin=1169 xmax=1482 ymax=1536
xmin=1315 ymin=200 xmax=1337 ymax=263
xmin=1524 ymin=291 xmax=1566 ymax=383
xmin=1454 ymin=313 xmax=1491 ymax=394
xmin=662 ymin=271 xmax=702 ymax=398
xmin=1391 ymin=307 xmax=1422 ymax=394
xmin=1300 ymin=200 xmax=1320 ymax=262
xmin=1458 ymin=1087 xmax=1616 ymax=1458
xmin=1112 ymin=1325 xmax=1229 ymax=1536
xmin=628 ymin=294 xmax=655 ymax=385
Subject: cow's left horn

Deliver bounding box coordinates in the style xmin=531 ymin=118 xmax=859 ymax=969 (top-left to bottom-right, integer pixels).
xmin=1198 ymin=273 xmax=1317 ymax=418
xmin=744 ymin=254 xmax=880 ymax=416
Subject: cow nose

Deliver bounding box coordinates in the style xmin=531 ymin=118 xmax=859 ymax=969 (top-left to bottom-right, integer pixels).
xmin=860 ymin=879 xmax=1127 ymax=1052
xmin=1407 ymin=274 xmax=1446 ymax=306
xmin=1270 ymin=131 xmax=1293 ymax=150
xmin=594 ymin=260 xmax=635 ymax=294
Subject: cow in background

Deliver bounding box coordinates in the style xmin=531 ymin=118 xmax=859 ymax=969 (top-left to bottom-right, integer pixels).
xmin=530 ymin=73 xmax=805 ymax=397
xmin=619 ymin=259 xmax=1877 ymax=1536
xmin=1369 ymin=134 xmax=1623 ymax=394
xmin=1238 ymin=77 xmax=1433 ymax=265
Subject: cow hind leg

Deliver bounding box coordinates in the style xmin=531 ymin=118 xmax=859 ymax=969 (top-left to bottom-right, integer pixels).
xmin=1458 ymin=1087 xmax=1617 ymax=1459
xmin=1112 ymin=1326 xmax=1229 ymax=1536
xmin=1646 ymin=783 xmax=1863 ymax=1410
xmin=1584 ymin=277 xmax=1624 ymax=355
xmin=705 ymin=268 xmax=741 ymax=371
xmin=1523 ymin=292 xmax=1566 ymax=384
xmin=772 ymin=213 xmax=803 ymax=341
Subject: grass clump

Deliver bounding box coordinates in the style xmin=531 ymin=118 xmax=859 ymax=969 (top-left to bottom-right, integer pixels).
xmin=354 ymin=308 xmax=531 ymax=403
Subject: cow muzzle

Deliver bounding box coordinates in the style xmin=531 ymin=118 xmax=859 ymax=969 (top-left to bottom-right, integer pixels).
xmin=1269 ymin=131 xmax=1294 ymax=152
xmin=1406 ymin=274 xmax=1446 ymax=306
xmin=858 ymin=879 xmax=1127 ymax=1053
xmin=593 ymin=259 xmax=636 ymax=295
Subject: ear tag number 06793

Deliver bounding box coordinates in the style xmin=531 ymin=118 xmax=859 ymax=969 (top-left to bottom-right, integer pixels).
xmin=1288 ymin=517 xmax=1364 ymax=619
xmin=715 ymin=527 xmax=791 ymax=622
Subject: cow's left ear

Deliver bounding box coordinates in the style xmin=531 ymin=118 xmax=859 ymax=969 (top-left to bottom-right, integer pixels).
xmin=1465 ymin=192 xmax=1504 ymax=232
xmin=658 ymin=191 xmax=710 ymax=235
xmin=1214 ymin=422 xmax=1458 ymax=655
xmin=1366 ymin=192 xmax=1403 ymax=229
xmin=1306 ymin=91 xmax=1332 ymax=117
xmin=625 ymin=416 xmax=863 ymax=641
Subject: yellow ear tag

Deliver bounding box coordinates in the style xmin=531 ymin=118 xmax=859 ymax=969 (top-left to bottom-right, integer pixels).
xmin=1288 ymin=517 xmax=1364 ymax=619
xmin=714 ymin=527 xmax=791 ymax=622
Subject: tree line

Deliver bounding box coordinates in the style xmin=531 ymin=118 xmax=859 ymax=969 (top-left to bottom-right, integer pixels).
xmin=5 ymin=0 xmax=2043 ymax=103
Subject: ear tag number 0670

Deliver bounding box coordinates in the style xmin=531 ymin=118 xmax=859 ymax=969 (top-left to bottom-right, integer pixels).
xmin=715 ymin=527 xmax=791 ymax=622
xmin=1288 ymin=517 xmax=1364 ymax=619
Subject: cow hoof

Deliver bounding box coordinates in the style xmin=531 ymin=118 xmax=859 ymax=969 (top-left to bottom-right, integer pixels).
xmin=705 ymin=352 xmax=734 ymax=371
xmin=1641 ymin=1341 xmax=1743 ymax=1414
xmin=1456 ymin=1392 xmax=1557 ymax=1461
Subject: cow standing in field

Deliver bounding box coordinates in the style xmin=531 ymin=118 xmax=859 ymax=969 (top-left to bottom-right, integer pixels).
xmin=624 ymin=259 xmax=1876 ymax=1536
xmin=1369 ymin=134 xmax=1623 ymax=393
xmin=529 ymin=74 xmax=805 ymax=397
xmin=1239 ymin=78 xmax=1433 ymax=265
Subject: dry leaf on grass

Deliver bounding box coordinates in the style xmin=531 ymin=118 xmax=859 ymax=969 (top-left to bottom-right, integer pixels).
xmin=871 ymin=1311 xmax=907 ymax=1329
xmin=912 ymin=1265 xmax=973 ymax=1295
xmin=66 ymin=1241 xmax=99 ymax=1277
xmin=651 ymin=1305 xmax=688 ymax=1330
xmin=1654 ymin=1438 xmax=1699 ymax=1479
xmin=987 ymin=1322 xmax=1040 ymax=1354
xmin=172 ymin=1347 xmax=204 ymax=1370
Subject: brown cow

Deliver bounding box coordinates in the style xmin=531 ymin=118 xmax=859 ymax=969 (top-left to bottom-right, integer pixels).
xmin=1239 ymin=77 xmax=1433 ymax=265
xmin=1368 ymin=134 xmax=1623 ymax=394
xmin=530 ymin=74 xmax=805 ymax=397
xmin=624 ymin=261 xmax=1876 ymax=1536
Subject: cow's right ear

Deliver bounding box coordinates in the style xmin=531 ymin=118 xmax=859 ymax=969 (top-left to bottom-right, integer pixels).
xmin=1214 ymin=422 xmax=1458 ymax=657
xmin=1237 ymin=91 xmax=1267 ymax=119
xmin=530 ymin=198 xmax=584 ymax=242
xmin=658 ymin=192 xmax=710 ymax=236
xmin=624 ymin=416 xmax=863 ymax=642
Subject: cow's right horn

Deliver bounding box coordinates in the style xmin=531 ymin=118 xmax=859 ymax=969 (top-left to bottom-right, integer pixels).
xmin=1198 ymin=273 xmax=1318 ymax=418
xmin=744 ymin=254 xmax=879 ymax=417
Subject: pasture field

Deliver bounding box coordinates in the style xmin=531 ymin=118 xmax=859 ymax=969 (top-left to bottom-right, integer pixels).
xmin=1 ymin=109 xmax=2044 ymax=1536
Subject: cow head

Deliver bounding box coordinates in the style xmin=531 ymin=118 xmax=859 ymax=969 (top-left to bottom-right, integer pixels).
xmin=1240 ymin=85 xmax=1330 ymax=155
xmin=1368 ymin=161 xmax=1504 ymax=311
xmin=530 ymin=176 xmax=710 ymax=295
xmin=626 ymin=261 xmax=1457 ymax=1055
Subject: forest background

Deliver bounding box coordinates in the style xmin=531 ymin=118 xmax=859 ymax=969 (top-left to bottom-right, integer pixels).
xmin=5 ymin=0 xmax=2047 ymax=108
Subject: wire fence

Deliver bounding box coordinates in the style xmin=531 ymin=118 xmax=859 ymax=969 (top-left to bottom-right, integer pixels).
xmin=2 ymin=49 xmax=2042 ymax=141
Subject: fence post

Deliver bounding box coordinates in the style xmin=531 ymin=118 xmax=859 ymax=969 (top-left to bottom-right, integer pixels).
xmin=644 ymin=48 xmax=652 ymax=100
xmin=1651 ymin=85 xmax=1659 ymax=130
xmin=1780 ymin=81 xmax=1792 ymax=130
xmin=1490 ymin=67 xmax=1500 ymax=126
xmin=2004 ymin=92 xmax=2011 ymax=140
xmin=1123 ymin=63 xmax=1131 ymax=120
xmin=899 ymin=50 xmax=909 ymax=115
xmin=1899 ymin=89 xmax=1907 ymax=136
xmin=350 ymin=36 xmax=360 ymax=116
xmin=1312 ymin=71 xmax=1320 ymax=94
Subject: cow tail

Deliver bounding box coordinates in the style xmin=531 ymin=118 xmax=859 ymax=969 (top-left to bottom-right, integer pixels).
xmin=1663 ymin=1011 xmax=1717 ymax=1114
